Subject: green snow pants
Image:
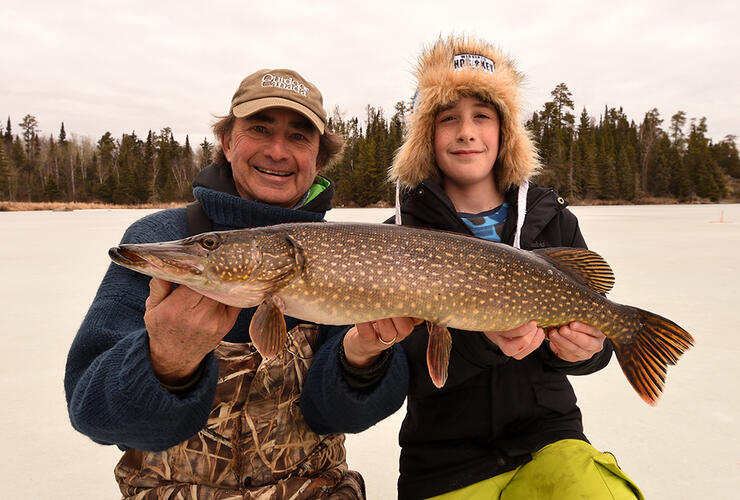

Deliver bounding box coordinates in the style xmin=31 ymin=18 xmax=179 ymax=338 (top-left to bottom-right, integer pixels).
xmin=429 ymin=439 xmax=644 ymax=500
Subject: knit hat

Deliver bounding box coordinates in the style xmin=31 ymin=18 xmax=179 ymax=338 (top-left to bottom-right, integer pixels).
xmin=230 ymin=69 xmax=327 ymax=134
xmin=389 ymin=36 xmax=540 ymax=191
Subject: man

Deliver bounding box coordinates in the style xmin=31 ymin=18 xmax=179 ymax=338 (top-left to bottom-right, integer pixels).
xmin=64 ymin=68 xmax=406 ymax=499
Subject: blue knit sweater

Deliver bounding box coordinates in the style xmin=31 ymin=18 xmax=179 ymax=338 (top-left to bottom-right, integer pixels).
xmin=64 ymin=185 xmax=409 ymax=451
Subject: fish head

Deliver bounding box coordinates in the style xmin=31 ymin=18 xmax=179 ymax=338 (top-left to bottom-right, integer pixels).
xmin=108 ymin=229 xmax=295 ymax=308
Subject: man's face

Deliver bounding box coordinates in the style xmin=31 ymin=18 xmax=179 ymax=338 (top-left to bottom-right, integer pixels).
xmin=222 ymin=108 xmax=321 ymax=208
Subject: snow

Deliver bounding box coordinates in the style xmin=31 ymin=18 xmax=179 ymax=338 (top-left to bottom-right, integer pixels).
xmin=0 ymin=204 xmax=737 ymax=499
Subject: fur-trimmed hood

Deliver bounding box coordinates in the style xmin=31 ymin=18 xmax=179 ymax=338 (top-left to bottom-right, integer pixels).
xmin=390 ymin=36 xmax=540 ymax=191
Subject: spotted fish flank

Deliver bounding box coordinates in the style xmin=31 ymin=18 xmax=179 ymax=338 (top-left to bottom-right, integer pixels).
xmin=109 ymin=222 xmax=694 ymax=405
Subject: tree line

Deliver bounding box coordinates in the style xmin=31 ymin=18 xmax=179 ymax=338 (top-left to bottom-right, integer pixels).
xmin=1 ymin=83 xmax=738 ymax=206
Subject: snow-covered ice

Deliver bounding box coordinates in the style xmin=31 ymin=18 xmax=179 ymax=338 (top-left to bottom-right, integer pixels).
xmin=0 ymin=204 xmax=737 ymax=499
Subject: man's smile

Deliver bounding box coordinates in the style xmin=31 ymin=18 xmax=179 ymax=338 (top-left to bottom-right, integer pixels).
xmin=254 ymin=166 xmax=294 ymax=177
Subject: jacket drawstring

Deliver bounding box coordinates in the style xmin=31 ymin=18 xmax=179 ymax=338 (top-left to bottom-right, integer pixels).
xmin=513 ymin=181 xmax=528 ymax=249
xmin=395 ymin=179 xmax=402 ymax=225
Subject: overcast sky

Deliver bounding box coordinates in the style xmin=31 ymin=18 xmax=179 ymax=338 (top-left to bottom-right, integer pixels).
xmin=2 ymin=0 xmax=738 ymax=147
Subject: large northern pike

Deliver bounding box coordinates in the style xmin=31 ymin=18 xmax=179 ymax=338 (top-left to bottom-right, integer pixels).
xmin=109 ymin=222 xmax=694 ymax=405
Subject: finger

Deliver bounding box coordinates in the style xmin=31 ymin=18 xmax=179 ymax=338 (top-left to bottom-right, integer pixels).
xmin=549 ymin=329 xmax=590 ymax=360
xmin=355 ymin=321 xmax=378 ymax=341
xmin=374 ymin=318 xmax=398 ymax=345
xmin=390 ymin=317 xmax=416 ymax=338
xmin=499 ymin=320 xmax=538 ymax=340
xmin=512 ymin=327 xmax=545 ymax=360
xmin=220 ymin=305 xmax=243 ymax=330
xmin=569 ymin=322 xmax=604 ymax=339
xmin=146 ymin=278 xmax=172 ymax=308
xmin=561 ymin=325 xmax=603 ymax=351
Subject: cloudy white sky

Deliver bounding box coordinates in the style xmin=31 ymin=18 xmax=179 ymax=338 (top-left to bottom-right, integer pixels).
xmin=2 ymin=0 xmax=738 ymax=147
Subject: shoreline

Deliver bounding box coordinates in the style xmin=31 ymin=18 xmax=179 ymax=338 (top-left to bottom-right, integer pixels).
xmin=2 ymin=197 xmax=739 ymax=212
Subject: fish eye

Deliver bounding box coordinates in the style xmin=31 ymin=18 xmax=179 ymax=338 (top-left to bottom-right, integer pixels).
xmin=200 ymin=236 xmax=219 ymax=250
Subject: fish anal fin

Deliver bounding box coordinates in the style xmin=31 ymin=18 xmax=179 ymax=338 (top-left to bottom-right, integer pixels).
xmin=426 ymin=321 xmax=452 ymax=389
xmin=249 ymin=296 xmax=287 ymax=359
xmin=532 ymin=247 xmax=615 ymax=294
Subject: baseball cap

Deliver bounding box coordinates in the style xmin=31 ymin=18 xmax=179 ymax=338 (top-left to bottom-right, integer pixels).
xmin=229 ymin=69 xmax=327 ymax=134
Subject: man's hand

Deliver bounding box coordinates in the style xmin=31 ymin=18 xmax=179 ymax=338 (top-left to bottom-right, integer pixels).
xmin=484 ymin=320 xmax=545 ymax=360
xmin=144 ymin=278 xmax=242 ymax=386
xmin=547 ymin=321 xmax=606 ymax=362
xmin=343 ymin=317 xmax=423 ymax=368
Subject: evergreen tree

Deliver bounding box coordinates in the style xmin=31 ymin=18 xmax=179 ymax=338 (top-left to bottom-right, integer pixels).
xmin=712 ymin=135 xmax=740 ymax=178
xmin=97 ymin=132 xmax=116 ymax=184
xmin=0 ymin=140 xmax=10 ymax=199
xmin=183 ymin=135 xmax=196 ymax=181
xmin=539 ymin=84 xmax=576 ymax=194
xmin=85 ymin=153 xmax=100 ymax=200
xmin=154 ymin=128 xmax=178 ymax=202
xmin=19 ymin=114 xmax=39 ymax=156
xmin=58 ymin=122 xmax=74 ymax=200
xmin=144 ymin=130 xmax=157 ymax=202
xmin=4 ymin=117 xmax=11 ymax=142
xmin=615 ymin=145 xmax=635 ymax=200
xmin=43 ymin=172 xmax=63 ymax=201
xmin=116 ymin=132 xmax=143 ymax=203
xmin=198 ymin=138 xmax=214 ymax=171
xmin=576 ymin=108 xmax=599 ymax=197
xmin=649 ymin=135 xmax=672 ymax=196
xmin=687 ymin=117 xmax=725 ymax=200
xmin=638 ymin=108 xmax=663 ymax=195
xmin=669 ymin=111 xmax=687 ymax=149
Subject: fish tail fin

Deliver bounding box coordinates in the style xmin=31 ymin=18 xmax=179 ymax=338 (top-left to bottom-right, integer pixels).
xmin=426 ymin=322 xmax=452 ymax=388
xmin=613 ymin=307 xmax=695 ymax=406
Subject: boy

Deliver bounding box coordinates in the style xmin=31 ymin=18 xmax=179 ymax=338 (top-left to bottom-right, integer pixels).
xmin=302 ymin=36 xmax=645 ymax=499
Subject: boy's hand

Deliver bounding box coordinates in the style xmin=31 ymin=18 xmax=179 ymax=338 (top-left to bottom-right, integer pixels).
xmin=485 ymin=320 xmax=545 ymax=360
xmin=548 ymin=321 xmax=606 ymax=362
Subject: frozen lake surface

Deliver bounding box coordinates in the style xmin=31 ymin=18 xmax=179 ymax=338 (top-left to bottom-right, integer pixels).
xmin=0 ymin=204 xmax=738 ymax=499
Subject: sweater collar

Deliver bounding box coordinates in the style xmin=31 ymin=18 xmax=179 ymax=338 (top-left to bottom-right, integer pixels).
xmin=192 ymin=186 xmax=326 ymax=230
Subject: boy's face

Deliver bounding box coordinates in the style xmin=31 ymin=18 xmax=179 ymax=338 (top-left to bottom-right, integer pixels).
xmin=433 ymin=96 xmax=500 ymax=193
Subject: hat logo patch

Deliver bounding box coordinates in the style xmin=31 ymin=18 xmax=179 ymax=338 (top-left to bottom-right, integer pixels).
xmin=261 ymin=73 xmax=309 ymax=96
xmin=453 ymin=54 xmax=495 ymax=74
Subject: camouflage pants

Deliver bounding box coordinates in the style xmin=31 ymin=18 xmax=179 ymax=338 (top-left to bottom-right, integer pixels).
xmin=115 ymin=325 xmax=365 ymax=499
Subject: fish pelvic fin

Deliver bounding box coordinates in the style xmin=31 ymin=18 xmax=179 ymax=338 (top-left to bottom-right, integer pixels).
xmin=532 ymin=247 xmax=615 ymax=294
xmin=613 ymin=307 xmax=695 ymax=405
xmin=249 ymin=296 xmax=287 ymax=359
xmin=426 ymin=321 xmax=452 ymax=388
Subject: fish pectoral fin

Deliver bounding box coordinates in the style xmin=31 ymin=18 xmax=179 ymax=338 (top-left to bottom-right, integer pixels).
xmin=249 ymin=296 xmax=287 ymax=360
xmin=532 ymin=247 xmax=615 ymax=294
xmin=426 ymin=321 xmax=452 ymax=389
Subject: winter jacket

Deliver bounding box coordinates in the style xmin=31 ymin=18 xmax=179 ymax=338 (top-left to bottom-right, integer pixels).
xmin=390 ymin=179 xmax=614 ymax=499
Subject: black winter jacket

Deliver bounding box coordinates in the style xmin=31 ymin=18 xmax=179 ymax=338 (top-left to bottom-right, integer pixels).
xmin=393 ymin=180 xmax=614 ymax=500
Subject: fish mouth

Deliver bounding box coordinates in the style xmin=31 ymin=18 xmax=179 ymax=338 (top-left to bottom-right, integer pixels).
xmin=109 ymin=244 xmax=204 ymax=277
xmin=109 ymin=246 xmax=147 ymax=266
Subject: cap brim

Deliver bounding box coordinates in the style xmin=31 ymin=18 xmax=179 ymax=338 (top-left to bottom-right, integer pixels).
xmin=232 ymin=97 xmax=325 ymax=134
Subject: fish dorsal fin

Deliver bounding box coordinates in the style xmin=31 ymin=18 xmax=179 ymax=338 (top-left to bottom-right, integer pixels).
xmin=532 ymin=247 xmax=615 ymax=294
